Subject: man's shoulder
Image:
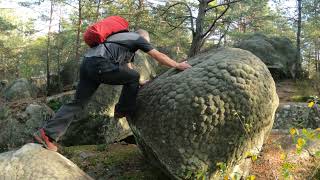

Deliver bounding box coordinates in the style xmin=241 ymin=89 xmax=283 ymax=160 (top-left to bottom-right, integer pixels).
xmin=108 ymin=32 xmax=140 ymax=41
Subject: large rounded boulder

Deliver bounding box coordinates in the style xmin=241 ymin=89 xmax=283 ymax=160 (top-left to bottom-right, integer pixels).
xmin=129 ymin=48 xmax=279 ymax=179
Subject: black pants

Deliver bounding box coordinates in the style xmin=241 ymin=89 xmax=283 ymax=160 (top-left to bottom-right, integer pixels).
xmin=43 ymin=57 xmax=140 ymax=142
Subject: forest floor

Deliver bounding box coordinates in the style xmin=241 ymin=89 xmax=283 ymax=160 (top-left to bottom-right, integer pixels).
xmin=60 ymin=131 xmax=320 ymax=180
xmin=276 ymin=79 xmax=297 ymax=103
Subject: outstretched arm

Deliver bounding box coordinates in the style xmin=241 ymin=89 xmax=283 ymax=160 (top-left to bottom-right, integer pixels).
xmin=147 ymin=49 xmax=191 ymax=70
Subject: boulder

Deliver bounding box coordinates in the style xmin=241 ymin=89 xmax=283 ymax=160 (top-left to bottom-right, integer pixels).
xmin=0 ymin=102 xmax=54 ymax=152
xmin=3 ymin=78 xmax=37 ymax=101
xmin=0 ymin=79 xmax=8 ymax=93
xmin=129 ymin=48 xmax=279 ymax=179
xmin=274 ymin=103 xmax=320 ymax=129
xmin=59 ymin=52 xmax=157 ymax=146
xmin=235 ymin=34 xmax=297 ymax=79
xmin=60 ymin=60 xmax=80 ymax=87
xmin=0 ymin=143 xmax=92 ymax=179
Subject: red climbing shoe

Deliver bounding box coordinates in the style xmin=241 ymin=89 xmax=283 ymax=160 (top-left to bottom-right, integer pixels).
xmin=33 ymin=128 xmax=58 ymax=152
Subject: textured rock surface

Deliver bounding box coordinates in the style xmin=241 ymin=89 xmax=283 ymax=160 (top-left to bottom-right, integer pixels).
xmin=274 ymin=103 xmax=320 ymax=129
xmin=129 ymin=48 xmax=279 ymax=179
xmin=3 ymin=78 xmax=37 ymax=101
xmin=58 ymin=52 xmax=157 ymax=146
xmin=235 ymin=34 xmax=297 ymax=79
xmin=0 ymin=143 xmax=92 ymax=179
xmin=0 ymin=102 xmax=54 ymax=152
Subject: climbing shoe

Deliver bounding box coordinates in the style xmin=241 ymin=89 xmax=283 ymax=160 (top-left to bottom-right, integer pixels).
xmin=33 ymin=128 xmax=58 ymax=152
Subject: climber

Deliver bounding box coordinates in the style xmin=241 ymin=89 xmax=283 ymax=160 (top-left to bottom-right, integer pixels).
xmin=33 ymin=29 xmax=191 ymax=151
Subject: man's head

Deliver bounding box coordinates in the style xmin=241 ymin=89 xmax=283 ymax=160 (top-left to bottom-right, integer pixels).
xmin=136 ymin=29 xmax=150 ymax=43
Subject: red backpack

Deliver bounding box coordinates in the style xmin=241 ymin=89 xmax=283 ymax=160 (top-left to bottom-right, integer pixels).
xmin=83 ymin=16 xmax=129 ymax=47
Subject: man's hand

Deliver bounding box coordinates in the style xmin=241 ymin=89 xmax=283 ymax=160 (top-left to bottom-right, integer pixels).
xmin=126 ymin=63 xmax=133 ymax=69
xmin=176 ymin=61 xmax=191 ymax=71
xmin=147 ymin=49 xmax=192 ymax=70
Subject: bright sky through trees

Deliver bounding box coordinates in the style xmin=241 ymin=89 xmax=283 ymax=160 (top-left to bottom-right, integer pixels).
xmin=0 ymin=0 xmax=297 ymax=37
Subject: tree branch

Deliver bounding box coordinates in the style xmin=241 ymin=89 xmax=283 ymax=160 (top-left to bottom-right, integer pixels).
xmin=166 ymin=17 xmax=189 ymax=33
xmin=205 ymin=0 xmax=241 ymax=12
xmin=59 ymin=1 xmax=77 ymax=9
xmin=202 ymin=4 xmax=230 ymax=38
xmin=161 ymin=2 xmax=195 ymax=34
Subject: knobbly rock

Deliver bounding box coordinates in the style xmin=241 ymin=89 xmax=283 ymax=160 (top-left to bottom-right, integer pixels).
xmin=129 ymin=48 xmax=279 ymax=179
xmin=0 ymin=143 xmax=92 ymax=179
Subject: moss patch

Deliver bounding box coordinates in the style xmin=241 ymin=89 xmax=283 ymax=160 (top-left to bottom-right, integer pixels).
xmin=60 ymin=143 xmax=168 ymax=180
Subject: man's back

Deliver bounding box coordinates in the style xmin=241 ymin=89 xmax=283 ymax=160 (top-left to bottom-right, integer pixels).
xmin=84 ymin=32 xmax=153 ymax=65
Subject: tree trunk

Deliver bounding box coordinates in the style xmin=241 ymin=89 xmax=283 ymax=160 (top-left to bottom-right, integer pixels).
xmin=316 ymin=40 xmax=319 ymax=73
xmin=75 ymin=0 xmax=82 ymax=61
xmin=95 ymin=0 xmax=101 ymax=21
xmin=57 ymin=9 xmax=62 ymax=93
xmin=134 ymin=0 xmax=144 ymax=28
xmin=46 ymin=0 xmax=54 ymax=95
xmin=295 ymin=0 xmax=303 ymax=78
xmin=189 ymin=35 xmax=204 ymax=57
xmin=188 ymin=0 xmax=207 ymax=57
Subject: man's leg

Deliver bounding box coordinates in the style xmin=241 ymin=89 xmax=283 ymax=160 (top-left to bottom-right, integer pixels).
xmin=99 ymin=65 xmax=140 ymax=116
xmin=34 ymin=60 xmax=100 ymax=151
xmin=43 ymin=77 xmax=99 ymax=142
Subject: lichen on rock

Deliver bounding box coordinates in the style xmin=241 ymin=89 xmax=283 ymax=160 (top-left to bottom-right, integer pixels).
xmin=129 ymin=48 xmax=279 ymax=179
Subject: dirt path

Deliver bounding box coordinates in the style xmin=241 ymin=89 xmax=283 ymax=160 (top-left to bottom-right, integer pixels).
xmin=275 ymin=79 xmax=297 ymax=103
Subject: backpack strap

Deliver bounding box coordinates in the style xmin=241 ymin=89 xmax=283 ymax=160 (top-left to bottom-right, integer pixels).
xmin=103 ymin=31 xmax=135 ymax=53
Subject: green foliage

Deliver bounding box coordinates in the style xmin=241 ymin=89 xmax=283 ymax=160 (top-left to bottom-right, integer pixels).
xmin=290 ymin=95 xmax=313 ymax=102
xmin=295 ymin=79 xmax=320 ymax=98
xmin=226 ymin=0 xmax=295 ymax=44
xmin=0 ymin=17 xmax=16 ymax=32
xmin=47 ymin=100 xmax=63 ymax=112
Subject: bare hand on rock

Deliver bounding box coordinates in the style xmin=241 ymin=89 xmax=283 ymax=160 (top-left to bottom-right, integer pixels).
xmin=176 ymin=61 xmax=191 ymax=70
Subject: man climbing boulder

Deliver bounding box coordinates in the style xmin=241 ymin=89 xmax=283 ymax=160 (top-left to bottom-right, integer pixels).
xmin=33 ymin=16 xmax=191 ymax=152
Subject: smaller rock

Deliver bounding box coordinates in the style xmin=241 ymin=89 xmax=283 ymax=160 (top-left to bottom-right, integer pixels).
xmin=0 ymin=102 xmax=54 ymax=151
xmin=3 ymin=78 xmax=37 ymax=101
xmin=79 ymin=152 xmax=95 ymax=159
xmin=0 ymin=143 xmax=93 ymax=179
xmin=274 ymin=103 xmax=319 ymax=129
